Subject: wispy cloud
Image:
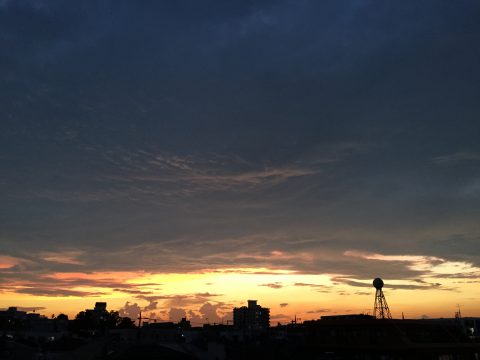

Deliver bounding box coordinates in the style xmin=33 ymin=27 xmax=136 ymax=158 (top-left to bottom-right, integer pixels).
xmin=306 ymin=309 xmax=330 ymax=314
xmin=0 ymin=255 xmax=24 ymax=269
xmin=105 ymin=151 xmax=319 ymax=194
xmin=0 ymin=266 xmax=161 ymax=298
xmin=270 ymin=313 xmax=291 ymax=321
xmin=25 ymin=150 xmax=320 ymax=203
xmin=294 ymin=282 xmax=331 ymax=289
xmin=432 ymin=151 xmax=480 ymax=165
xmin=14 ymin=287 xmax=106 ymax=297
xmin=332 ymin=277 xmax=446 ymax=291
xmin=259 ymin=282 xmax=283 ymax=289
xmin=39 ymin=250 xmax=85 ymax=265
xmin=344 ymin=250 xmax=480 ymax=279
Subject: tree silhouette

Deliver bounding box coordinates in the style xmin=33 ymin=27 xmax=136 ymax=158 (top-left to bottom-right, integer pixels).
xmin=71 ymin=310 xmax=135 ymax=333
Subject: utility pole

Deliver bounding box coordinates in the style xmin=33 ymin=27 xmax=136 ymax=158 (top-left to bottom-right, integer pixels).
xmin=137 ymin=311 xmax=150 ymax=327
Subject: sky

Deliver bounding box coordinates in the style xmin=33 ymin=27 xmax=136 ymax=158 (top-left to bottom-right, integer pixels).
xmin=1 ymin=0 xmax=480 ymax=324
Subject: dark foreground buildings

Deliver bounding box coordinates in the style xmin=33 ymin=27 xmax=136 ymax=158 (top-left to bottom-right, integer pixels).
xmin=295 ymin=316 xmax=480 ymax=360
xmin=233 ymin=300 xmax=270 ymax=331
xmin=1 ymin=302 xmax=480 ymax=359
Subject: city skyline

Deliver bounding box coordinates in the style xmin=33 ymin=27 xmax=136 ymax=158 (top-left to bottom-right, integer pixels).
xmin=0 ymin=269 xmax=477 ymax=323
xmin=1 ymin=1 xmax=480 ymax=323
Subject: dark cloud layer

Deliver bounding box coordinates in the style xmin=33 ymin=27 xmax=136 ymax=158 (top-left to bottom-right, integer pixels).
xmin=1 ymin=0 xmax=480 ymax=295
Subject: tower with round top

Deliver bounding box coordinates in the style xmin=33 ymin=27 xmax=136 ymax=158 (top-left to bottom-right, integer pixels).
xmin=373 ymin=277 xmax=392 ymax=319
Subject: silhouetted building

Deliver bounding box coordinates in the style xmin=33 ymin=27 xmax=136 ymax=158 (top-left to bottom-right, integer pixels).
xmin=94 ymin=302 xmax=107 ymax=312
xmin=425 ymin=317 xmax=480 ymax=338
xmin=83 ymin=302 xmax=109 ymax=326
xmin=233 ymin=300 xmax=269 ymax=331
xmin=0 ymin=307 xmax=27 ymax=320
xmin=178 ymin=317 xmax=191 ymax=329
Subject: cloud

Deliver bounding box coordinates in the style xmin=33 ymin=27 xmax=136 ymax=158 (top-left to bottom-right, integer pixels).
xmin=14 ymin=287 xmax=106 ymax=297
xmin=259 ymin=282 xmax=283 ymax=289
xmin=0 ymin=255 xmax=24 ymax=269
xmin=187 ymin=310 xmax=203 ymax=325
xmin=432 ymin=151 xmax=480 ymax=165
xmin=136 ymin=292 xmax=223 ymax=309
xmin=331 ymin=277 xmax=447 ymax=291
xmin=344 ymin=250 xmax=444 ymax=265
xmin=193 ymin=292 xmax=222 ymax=297
xmin=0 ymin=267 xmax=163 ymax=299
xmin=126 ymin=290 xmax=232 ymax=325
xmin=137 ymin=293 xmax=223 ymax=313
xmin=0 ymin=239 xmax=469 ymax=300
xmin=270 ymin=314 xmax=290 ymax=321
xmin=118 ymin=302 xmax=141 ymax=320
xmin=306 ymin=309 xmax=330 ymax=314
xmin=101 ymin=151 xmax=319 ymax=198
xmin=293 ymin=282 xmax=332 ymax=291
xmin=22 ymin=150 xmax=320 ymax=205
xmin=38 ymin=250 xmax=85 ymax=265
xmin=143 ymin=300 xmax=158 ymax=311
xmin=0 ymin=241 xmax=476 ymax=301
xmin=169 ymin=308 xmax=187 ymax=322
xmin=120 ymin=292 xmax=233 ymax=324
xmin=198 ymin=302 xmax=224 ymax=324
xmin=113 ymin=288 xmax=154 ymax=296
xmin=354 ymin=291 xmax=370 ymax=296
xmin=344 ymin=250 xmax=480 ymax=280
xmin=280 ymin=303 xmax=288 ymax=308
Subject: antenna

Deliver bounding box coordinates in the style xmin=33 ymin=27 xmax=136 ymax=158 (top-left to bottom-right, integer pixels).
xmin=373 ymin=278 xmax=392 ymax=319
xmin=455 ymin=304 xmax=462 ymax=319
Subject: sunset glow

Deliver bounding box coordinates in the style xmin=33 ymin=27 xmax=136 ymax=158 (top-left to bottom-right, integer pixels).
xmin=2 ymin=259 xmax=479 ymax=322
